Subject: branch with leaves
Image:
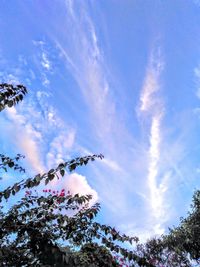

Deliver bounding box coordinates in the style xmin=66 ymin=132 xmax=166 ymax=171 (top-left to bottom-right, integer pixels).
xmin=0 ymin=154 xmax=103 ymax=200
xmin=0 ymin=153 xmax=153 ymax=267
xmin=0 ymin=83 xmax=27 ymax=111
xmin=0 ymin=153 xmax=25 ymax=174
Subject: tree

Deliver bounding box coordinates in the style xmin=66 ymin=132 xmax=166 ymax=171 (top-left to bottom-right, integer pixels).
xmin=164 ymin=190 xmax=200 ymax=262
xmin=0 ymin=155 xmax=147 ymax=267
xmin=132 ymin=190 xmax=200 ymax=267
xmin=160 ymin=190 xmax=200 ymax=265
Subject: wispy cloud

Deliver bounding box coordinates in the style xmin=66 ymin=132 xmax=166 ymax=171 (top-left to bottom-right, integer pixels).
xmin=41 ymin=52 xmax=51 ymax=71
xmin=139 ymin=49 xmax=164 ymax=114
xmin=137 ymin=48 xmax=169 ymax=235
xmin=46 ymin=130 xmax=75 ymax=169
xmin=54 ymin=1 xmax=117 ymax=141
xmin=50 ymin=1 xmax=134 ymax=212
xmin=46 ymin=2 xmax=173 ymax=237
xmin=102 ymin=158 xmax=123 ymax=172
xmin=148 ymin=114 xmax=168 ymax=235
xmin=3 ymin=90 xmax=75 ymax=174
xmin=4 ymin=91 xmax=99 ymax=202
xmin=0 ymin=38 xmax=99 ymax=206
xmin=33 ymin=40 xmax=53 ymax=86
xmin=5 ymin=106 xmax=45 ymax=173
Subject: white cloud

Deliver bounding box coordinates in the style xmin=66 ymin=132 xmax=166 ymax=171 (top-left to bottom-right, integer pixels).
xmin=0 ymin=34 xmax=98 ymax=215
xmin=140 ymin=70 xmax=159 ymax=112
xmin=3 ymin=91 xmax=76 ymax=175
xmin=46 ymin=130 xmax=75 ymax=169
xmin=16 ymin=130 xmax=44 ymax=174
xmin=139 ymin=49 xmax=164 ymax=114
xmin=49 ymin=2 xmax=170 ymax=238
xmin=102 ymin=158 xmax=122 ymax=172
xmin=50 ymin=2 xmax=135 ymax=217
xmin=33 ymin=39 xmax=53 ymax=87
xmin=137 ymin=48 xmax=170 ymax=235
xmin=5 ymin=106 xmax=45 ymax=174
xmin=3 ymin=92 xmax=98 ymax=208
xmin=54 ymin=2 xmax=117 ymax=141
xmin=148 ymin=114 xmax=168 ymax=229
xmin=41 ymin=52 xmax=51 ymax=71
xmin=63 ymin=172 xmax=98 ymax=206
xmin=41 ymin=73 xmax=50 ymax=86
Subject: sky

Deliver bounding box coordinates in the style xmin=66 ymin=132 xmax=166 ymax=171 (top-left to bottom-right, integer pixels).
xmin=1 ymin=0 xmax=200 ymax=241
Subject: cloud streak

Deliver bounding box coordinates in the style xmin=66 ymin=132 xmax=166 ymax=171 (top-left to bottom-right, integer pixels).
xmin=0 ymin=37 xmax=100 ymax=209
xmin=139 ymin=49 xmax=164 ymax=114
xmin=148 ymin=114 xmax=168 ymax=234
xmin=5 ymin=106 xmax=45 ymax=174
xmin=137 ymin=49 xmax=168 ymax=235
xmin=3 ymin=90 xmax=76 ymax=175
xmin=54 ymin=1 xmax=117 ymax=142
xmin=49 ymin=1 xmax=134 ymax=214
xmin=46 ymin=2 xmax=173 ymax=237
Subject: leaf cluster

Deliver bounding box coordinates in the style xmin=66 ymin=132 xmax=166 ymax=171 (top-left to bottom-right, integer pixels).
xmin=0 ymin=83 xmax=27 ymax=111
xmin=0 ymin=154 xmax=103 ymax=201
xmin=133 ymin=190 xmax=200 ymax=267
xmin=0 ymin=153 xmax=25 ymax=175
xmin=162 ymin=190 xmax=200 ymax=264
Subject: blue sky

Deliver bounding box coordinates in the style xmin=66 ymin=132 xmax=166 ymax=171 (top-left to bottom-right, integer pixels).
xmin=1 ymin=0 xmax=200 ymax=241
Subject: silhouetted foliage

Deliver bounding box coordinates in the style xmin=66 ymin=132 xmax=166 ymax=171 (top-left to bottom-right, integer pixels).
xmin=0 ymin=155 xmax=144 ymax=267
xmin=132 ymin=191 xmax=200 ymax=267
xmin=0 ymin=83 xmax=27 ymax=111
xmin=0 ymin=153 xmax=25 ymax=174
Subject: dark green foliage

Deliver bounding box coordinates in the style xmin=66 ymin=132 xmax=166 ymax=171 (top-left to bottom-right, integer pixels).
xmin=134 ymin=238 xmax=190 ymax=267
xmin=0 ymin=153 xmax=25 ymax=174
xmin=163 ymin=190 xmax=200 ymax=263
xmin=74 ymin=243 xmax=120 ymax=267
xmin=0 ymin=154 xmax=104 ymax=201
xmin=0 ymin=156 xmax=141 ymax=266
xmin=133 ymin=190 xmax=200 ymax=267
xmin=0 ymin=83 xmax=27 ymax=111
